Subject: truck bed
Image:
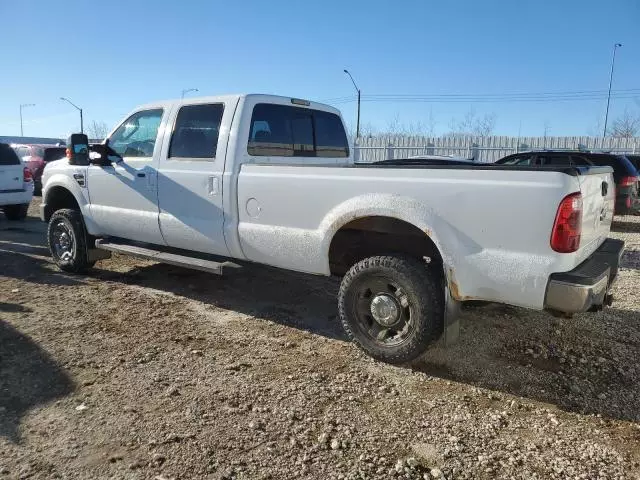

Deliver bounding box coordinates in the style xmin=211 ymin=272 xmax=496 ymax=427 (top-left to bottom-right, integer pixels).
xmin=236 ymin=161 xmax=615 ymax=310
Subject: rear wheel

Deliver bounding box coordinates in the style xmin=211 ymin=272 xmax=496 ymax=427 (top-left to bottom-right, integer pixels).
xmin=338 ymin=255 xmax=444 ymax=364
xmin=47 ymin=209 xmax=94 ymax=273
xmin=3 ymin=204 xmax=29 ymax=221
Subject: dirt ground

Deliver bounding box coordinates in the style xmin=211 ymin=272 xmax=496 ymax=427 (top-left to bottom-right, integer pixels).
xmin=1 ymin=198 xmax=639 ymax=480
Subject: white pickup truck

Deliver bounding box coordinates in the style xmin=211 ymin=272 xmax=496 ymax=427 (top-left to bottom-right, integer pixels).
xmin=41 ymin=94 xmax=624 ymax=363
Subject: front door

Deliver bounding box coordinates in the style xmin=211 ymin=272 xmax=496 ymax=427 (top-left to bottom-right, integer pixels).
xmin=87 ymin=107 xmax=168 ymax=245
xmin=156 ymin=100 xmax=234 ymax=256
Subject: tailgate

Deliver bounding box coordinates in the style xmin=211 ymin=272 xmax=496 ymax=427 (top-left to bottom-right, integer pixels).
xmin=0 ymin=144 xmax=24 ymax=191
xmin=0 ymin=164 xmax=23 ymax=191
xmin=577 ymin=168 xmax=615 ymax=257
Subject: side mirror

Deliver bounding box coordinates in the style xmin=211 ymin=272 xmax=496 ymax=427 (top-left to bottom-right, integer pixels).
xmin=89 ymin=144 xmax=122 ymax=166
xmin=89 ymin=152 xmax=109 ymax=166
xmin=66 ymin=133 xmax=89 ymax=166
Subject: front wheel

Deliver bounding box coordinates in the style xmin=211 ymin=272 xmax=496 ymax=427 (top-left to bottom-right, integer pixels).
xmin=338 ymin=255 xmax=444 ymax=364
xmin=47 ymin=209 xmax=94 ymax=273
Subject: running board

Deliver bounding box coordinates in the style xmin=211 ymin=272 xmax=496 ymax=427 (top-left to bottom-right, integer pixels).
xmin=95 ymin=239 xmax=236 ymax=275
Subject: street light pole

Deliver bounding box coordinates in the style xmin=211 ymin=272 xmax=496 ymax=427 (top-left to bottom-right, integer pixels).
xmin=603 ymin=43 xmax=622 ymax=139
xmin=19 ymin=103 xmax=35 ymax=136
xmin=343 ymin=69 xmax=361 ymax=139
xmin=60 ymin=97 xmax=83 ymax=133
xmin=181 ymin=88 xmax=199 ymax=99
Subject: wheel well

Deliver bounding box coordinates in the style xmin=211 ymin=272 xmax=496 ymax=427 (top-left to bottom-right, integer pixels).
xmin=43 ymin=187 xmax=80 ymax=222
xmin=328 ymin=216 xmax=443 ymax=276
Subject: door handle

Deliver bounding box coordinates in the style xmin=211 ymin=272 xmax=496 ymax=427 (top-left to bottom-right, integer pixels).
xmin=208 ymin=176 xmax=219 ymax=195
xmin=137 ymin=172 xmax=146 ymax=178
xmin=601 ymin=181 xmax=608 ymax=197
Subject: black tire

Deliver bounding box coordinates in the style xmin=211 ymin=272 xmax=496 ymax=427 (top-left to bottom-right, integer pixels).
xmin=47 ymin=209 xmax=94 ymax=273
xmin=338 ymin=255 xmax=444 ymax=364
xmin=3 ymin=204 xmax=29 ymax=221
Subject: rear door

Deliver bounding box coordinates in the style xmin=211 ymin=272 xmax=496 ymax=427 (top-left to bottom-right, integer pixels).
xmin=156 ymin=99 xmax=236 ymax=256
xmin=0 ymin=144 xmax=24 ymax=192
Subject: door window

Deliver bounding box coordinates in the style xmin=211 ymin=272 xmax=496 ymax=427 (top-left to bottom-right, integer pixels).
xmin=169 ymin=104 xmax=224 ymax=159
xmin=570 ymin=155 xmax=592 ymax=166
xmin=109 ymin=109 xmax=164 ymax=158
xmin=500 ymin=154 xmax=533 ymax=165
xmin=538 ymin=154 xmax=571 ymax=166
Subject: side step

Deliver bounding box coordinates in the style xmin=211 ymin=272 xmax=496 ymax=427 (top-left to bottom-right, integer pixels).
xmin=95 ymin=239 xmax=236 ymax=275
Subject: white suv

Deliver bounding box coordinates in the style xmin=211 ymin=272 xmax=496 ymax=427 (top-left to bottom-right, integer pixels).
xmin=0 ymin=143 xmax=33 ymax=220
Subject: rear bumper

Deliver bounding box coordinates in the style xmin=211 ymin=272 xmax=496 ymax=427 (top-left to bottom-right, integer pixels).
xmin=544 ymin=238 xmax=625 ymax=314
xmin=0 ymin=188 xmax=33 ymax=207
xmin=615 ymin=197 xmax=640 ymax=215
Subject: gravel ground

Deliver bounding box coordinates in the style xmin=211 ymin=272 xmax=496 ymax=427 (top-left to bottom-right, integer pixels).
xmin=0 ymin=198 xmax=639 ymax=480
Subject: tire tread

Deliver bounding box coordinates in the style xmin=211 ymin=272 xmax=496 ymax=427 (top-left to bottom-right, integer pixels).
xmin=338 ymin=255 xmax=444 ymax=364
xmin=47 ymin=208 xmax=92 ymax=273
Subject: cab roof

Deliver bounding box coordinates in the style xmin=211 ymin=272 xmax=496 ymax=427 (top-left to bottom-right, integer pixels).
xmin=136 ymin=94 xmax=341 ymax=116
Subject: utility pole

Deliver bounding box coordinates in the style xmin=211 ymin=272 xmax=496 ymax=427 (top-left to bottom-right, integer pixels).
xmin=19 ymin=103 xmax=35 ymax=136
xmin=343 ymin=69 xmax=361 ymax=139
xmin=181 ymin=88 xmax=199 ymax=99
xmin=60 ymin=97 xmax=83 ymax=133
xmin=603 ymin=43 xmax=622 ymax=139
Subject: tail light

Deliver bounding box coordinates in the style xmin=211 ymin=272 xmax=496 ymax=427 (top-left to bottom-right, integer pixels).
xmin=23 ymin=167 xmax=33 ymax=182
xmin=551 ymin=193 xmax=583 ymax=253
xmin=620 ymin=176 xmax=638 ymax=187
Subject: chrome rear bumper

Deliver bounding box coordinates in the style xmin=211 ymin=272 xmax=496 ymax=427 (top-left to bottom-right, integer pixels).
xmin=544 ymin=239 xmax=624 ymax=314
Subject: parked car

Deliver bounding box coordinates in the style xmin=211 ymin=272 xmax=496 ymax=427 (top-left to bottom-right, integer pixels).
xmin=407 ymin=154 xmax=474 ymax=163
xmin=626 ymin=154 xmax=640 ymax=172
xmin=14 ymin=144 xmax=67 ymax=195
xmin=0 ymin=143 xmax=34 ymax=220
xmin=40 ymin=94 xmax=623 ymax=363
xmin=495 ymin=151 xmax=639 ymax=215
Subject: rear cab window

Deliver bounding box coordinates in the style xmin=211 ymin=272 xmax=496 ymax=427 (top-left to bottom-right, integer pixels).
xmin=537 ymin=154 xmax=572 ymax=166
xmin=1 ymin=144 xmax=21 ymax=165
xmin=247 ymin=103 xmax=349 ymax=159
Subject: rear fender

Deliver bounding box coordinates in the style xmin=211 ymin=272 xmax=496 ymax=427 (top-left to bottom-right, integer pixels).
xmin=318 ymin=193 xmax=484 ymax=302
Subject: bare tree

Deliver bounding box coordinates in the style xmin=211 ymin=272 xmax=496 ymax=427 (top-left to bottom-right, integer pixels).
xmin=543 ymin=120 xmax=551 ymax=148
xmin=446 ymin=108 xmax=496 ymax=137
xmin=587 ymin=116 xmax=604 ymax=137
xmin=87 ymin=120 xmax=110 ymax=140
xmin=424 ymin=109 xmax=437 ymax=137
xmin=385 ymin=114 xmax=402 ymax=136
xmin=359 ymin=122 xmax=376 ymax=138
xmin=610 ymin=109 xmax=640 ymax=138
xmin=473 ymin=113 xmax=496 ymax=137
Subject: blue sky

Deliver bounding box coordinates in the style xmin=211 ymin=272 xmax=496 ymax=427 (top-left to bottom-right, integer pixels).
xmin=0 ymin=0 xmax=638 ymax=138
